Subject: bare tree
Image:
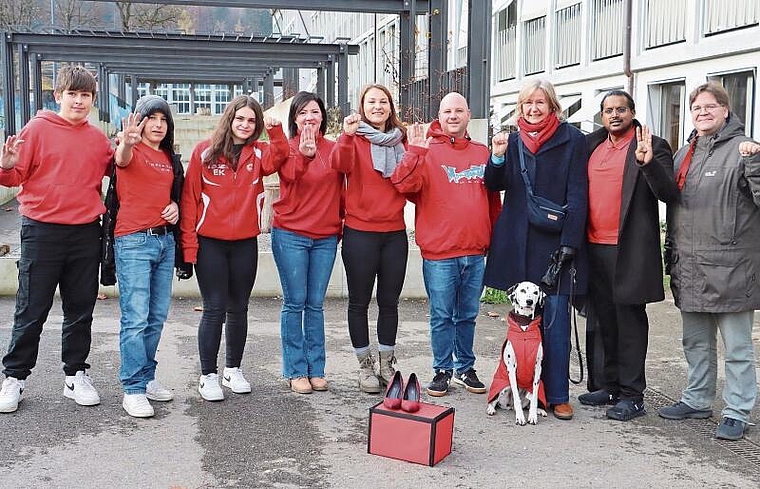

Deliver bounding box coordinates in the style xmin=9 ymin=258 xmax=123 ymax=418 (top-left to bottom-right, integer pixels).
xmin=0 ymin=0 xmax=41 ymax=30
xmin=114 ymin=1 xmax=181 ymax=31
xmin=54 ymin=0 xmax=102 ymax=32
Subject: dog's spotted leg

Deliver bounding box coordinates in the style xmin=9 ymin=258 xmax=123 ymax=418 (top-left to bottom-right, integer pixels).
xmin=504 ymin=341 xmax=525 ymax=425
xmin=527 ymin=343 xmax=544 ymax=424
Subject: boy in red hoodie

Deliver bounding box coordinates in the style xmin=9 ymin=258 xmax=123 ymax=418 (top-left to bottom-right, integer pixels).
xmin=0 ymin=65 xmax=113 ymax=413
xmin=391 ymin=92 xmax=499 ymax=397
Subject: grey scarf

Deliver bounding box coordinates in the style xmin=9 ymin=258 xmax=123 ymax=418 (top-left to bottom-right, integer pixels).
xmin=356 ymin=121 xmax=406 ymax=178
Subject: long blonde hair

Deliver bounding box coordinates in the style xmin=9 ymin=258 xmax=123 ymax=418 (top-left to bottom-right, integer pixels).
xmin=514 ymin=79 xmax=564 ymax=121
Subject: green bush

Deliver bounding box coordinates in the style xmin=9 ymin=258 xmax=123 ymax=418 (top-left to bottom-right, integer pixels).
xmin=481 ymin=287 xmax=509 ymax=304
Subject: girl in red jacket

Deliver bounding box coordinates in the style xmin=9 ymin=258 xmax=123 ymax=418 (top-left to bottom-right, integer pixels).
xmin=330 ymin=84 xmax=408 ymax=393
xmin=272 ymin=92 xmax=343 ymax=394
xmin=180 ymin=95 xmax=288 ymax=402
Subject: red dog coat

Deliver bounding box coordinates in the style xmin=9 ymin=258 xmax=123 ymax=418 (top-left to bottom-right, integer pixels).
xmin=487 ymin=314 xmax=547 ymax=409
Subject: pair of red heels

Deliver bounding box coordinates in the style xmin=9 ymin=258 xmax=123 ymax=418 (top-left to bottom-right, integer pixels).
xmin=383 ymin=371 xmax=420 ymax=413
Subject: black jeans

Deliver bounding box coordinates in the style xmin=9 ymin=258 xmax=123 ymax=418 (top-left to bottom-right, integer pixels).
xmin=3 ymin=218 xmax=101 ymax=380
xmin=341 ymin=226 xmax=408 ymax=349
xmin=195 ymin=236 xmax=258 ymax=375
xmin=587 ymin=243 xmax=649 ymax=401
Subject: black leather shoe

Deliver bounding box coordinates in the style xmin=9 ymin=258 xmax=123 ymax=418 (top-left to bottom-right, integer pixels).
xmin=578 ymin=389 xmax=619 ymax=406
xmin=401 ymin=373 xmax=420 ymax=413
xmin=383 ymin=370 xmax=403 ymax=410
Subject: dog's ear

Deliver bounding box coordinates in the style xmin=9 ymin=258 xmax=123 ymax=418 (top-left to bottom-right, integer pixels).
xmin=537 ymin=288 xmax=546 ymax=308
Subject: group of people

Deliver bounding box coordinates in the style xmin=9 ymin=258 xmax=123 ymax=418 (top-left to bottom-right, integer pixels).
xmin=0 ymin=65 xmax=759 ymax=442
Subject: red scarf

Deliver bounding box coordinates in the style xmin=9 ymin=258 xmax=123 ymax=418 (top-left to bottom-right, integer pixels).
xmin=676 ymin=136 xmax=698 ymax=190
xmin=517 ymin=113 xmax=561 ymax=154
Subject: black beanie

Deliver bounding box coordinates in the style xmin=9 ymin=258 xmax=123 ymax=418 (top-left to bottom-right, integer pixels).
xmin=134 ymin=95 xmax=175 ymax=154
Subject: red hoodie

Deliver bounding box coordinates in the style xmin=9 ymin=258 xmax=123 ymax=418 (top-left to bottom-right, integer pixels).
xmin=273 ymin=134 xmax=343 ymax=239
xmin=179 ymin=125 xmax=288 ymax=263
xmin=390 ymin=120 xmax=499 ymax=260
xmin=329 ymin=132 xmax=406 ymax=232
xmin=0 ymin=110 xmax=113 ymax=224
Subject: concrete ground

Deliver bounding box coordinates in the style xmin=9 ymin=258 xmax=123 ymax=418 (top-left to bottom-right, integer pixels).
xmin=0 ymin=293 xmax=759 ymax=489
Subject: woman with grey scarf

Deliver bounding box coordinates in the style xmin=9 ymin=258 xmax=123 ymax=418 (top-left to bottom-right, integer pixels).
xmin=330 ymin=84 xmax=408 ymax=393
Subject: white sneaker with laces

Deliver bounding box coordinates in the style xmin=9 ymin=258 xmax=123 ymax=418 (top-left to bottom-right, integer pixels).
xmin=0 ymin=377 xmax=24 ymax=413
xmin=222 ymin=367 xmax=251 ymax=394
xmin=198 ymin=373 xmax=224 ymax=401
xmin=146 ymin=379 xmax=174 ymax=402
xmin=122 ymin=393 xmax=155 ymax=418
xmin=63 ymin=371 xmax=101 ymax=406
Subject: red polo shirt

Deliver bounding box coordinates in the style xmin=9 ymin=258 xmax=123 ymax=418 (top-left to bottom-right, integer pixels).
xmin=587 ymin=127 xmax=635 ymax=244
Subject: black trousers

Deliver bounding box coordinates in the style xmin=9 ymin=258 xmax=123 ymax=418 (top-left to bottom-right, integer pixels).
xmin=587 ymin=243 xmax=649 ymax=401
xmin=3 ymin=218 xmax=101 ymax=380
xmin=341 ymin=226 xmax=408 ymax=349
xmin=195 ymin=236 xmax=258 ymax=375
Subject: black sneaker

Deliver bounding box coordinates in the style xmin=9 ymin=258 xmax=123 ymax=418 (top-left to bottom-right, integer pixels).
xmin=606 ymin=399 xmax=646 ymax=421
xmin=426 ymin=370 xmax=452 ymax=397
xmin=452 ymin=368 xmax=487 ymax=394
xmin=578 ymin=389 xmax=619 ymax=406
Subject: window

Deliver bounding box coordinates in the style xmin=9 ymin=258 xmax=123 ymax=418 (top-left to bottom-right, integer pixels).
xmin=213 ymin=85 xmax=231 ymax=115
xmin=649 ymin=81 xmax=685 ymax=151
xmin=523 ymin=16 xmax=546 ymax=75
xmin=170 ymin=84 xmax=190 ymax=114
xmin=644 ymin=0 xmax=687 ymax=48
xmin=194 ymin=84 xmax=212 ymax=114
xmin=704 ymin=0 xmax=759 ymax=36
xmin=708 ymin=70 xmax=755 ymax=136
xmin=555 ymin=3 xmax=582 ymax=68
xmin=592 ymin=0 xmax=624 ymax=60
xmin=494 ymin=3 xmax=517 ymax=82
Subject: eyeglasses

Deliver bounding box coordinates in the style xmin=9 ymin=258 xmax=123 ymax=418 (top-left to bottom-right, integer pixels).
xmin=602 ymin=107 xmax=630 ymax=116
xmin=522 ymin=100 xmax=547 ymax=108
xmin=690 ymin=104 xmax=723 ymax=113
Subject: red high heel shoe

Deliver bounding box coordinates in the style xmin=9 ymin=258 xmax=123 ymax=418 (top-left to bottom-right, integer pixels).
xmin=383 ymin=370 xmax=403 ymax=410
xmin=401 ymin=373 xmax=421 ymax=413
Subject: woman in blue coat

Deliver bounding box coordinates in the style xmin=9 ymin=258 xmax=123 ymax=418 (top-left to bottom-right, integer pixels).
xmin=485 ymin=79 xmax=589 ymax=420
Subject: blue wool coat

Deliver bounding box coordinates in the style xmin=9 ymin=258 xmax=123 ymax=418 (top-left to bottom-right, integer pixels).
xmin=484 ymin=122 xmax=589 ymax=295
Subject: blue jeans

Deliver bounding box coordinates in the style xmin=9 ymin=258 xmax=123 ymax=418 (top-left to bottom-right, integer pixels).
xmin=680 ymin=311 xmax=757 ymax=424
xmin=115 ymin=231 xmax=175 ymax=394
xmin=423 ymin=255 xmax=484 ymax=374
xmin=272 ymin=228 xmax=338 ymax=378
xmin=541 ymin=294 xmax=570 ymax=404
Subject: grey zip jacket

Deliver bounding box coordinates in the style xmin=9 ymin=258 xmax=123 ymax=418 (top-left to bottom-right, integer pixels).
xmin=665 ymin=115 xmax=760 ymax=312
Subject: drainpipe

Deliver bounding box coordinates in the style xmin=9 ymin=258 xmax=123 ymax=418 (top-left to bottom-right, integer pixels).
xmin=623 ymin=0 xmax=634 ymax=95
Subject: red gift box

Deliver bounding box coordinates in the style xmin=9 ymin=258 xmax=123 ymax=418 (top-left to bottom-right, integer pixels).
xmin=368 ymin=401 xmax=455 ymax=466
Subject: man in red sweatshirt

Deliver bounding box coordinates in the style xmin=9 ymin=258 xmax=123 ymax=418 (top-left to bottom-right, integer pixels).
xmin=0 ymin=65 xmax=113 ymax=413
xmin=391 ymin=92 xmax=498 ymax=397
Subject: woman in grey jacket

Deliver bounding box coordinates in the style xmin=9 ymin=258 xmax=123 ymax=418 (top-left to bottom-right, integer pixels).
xmin=659 ymin=82 xmax=760 ymax=441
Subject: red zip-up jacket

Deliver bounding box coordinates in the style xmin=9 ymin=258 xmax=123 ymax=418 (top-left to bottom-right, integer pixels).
xmin=273 ymin=134 xmax=343 ymax=239
xmin=179 ymin=125 xmax=288 ymax=263
xmin=390 ymin=120 xmax=500 ymax=260
xmin=0 ymin=110 xmax=113 ymax=224
xmin=329 ymin=132 xmax=406 ymax=232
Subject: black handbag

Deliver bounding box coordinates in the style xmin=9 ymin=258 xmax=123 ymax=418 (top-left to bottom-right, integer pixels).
xmin=518 ymin=138 xmax=567 ymax=233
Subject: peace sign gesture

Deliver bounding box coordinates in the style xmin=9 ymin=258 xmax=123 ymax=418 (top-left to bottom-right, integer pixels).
xmin=635 ymin=124 xmax=654 ymax=165
xmin=299 ymin=124 xmax=317 ymax=158
xmin=120 ymin=112 xmax=145 ymax=148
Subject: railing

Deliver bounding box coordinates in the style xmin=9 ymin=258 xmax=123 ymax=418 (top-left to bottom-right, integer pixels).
xmin=555 ymin=3 xmax=582 ymax=68
xmin=645 ymin=0 xmax=687 ymax=48
xmin=704 ymin=0 xmax=759 ymax=35
xmin=406 ymin=66 xmax=468 ymax=122
xmin=494 ymin=25 xmax=517 ymax=81
xmin=592 ymin=0 xmax=624 ymax=60
xmin=523 ymin=16 xmax=546 ymax=75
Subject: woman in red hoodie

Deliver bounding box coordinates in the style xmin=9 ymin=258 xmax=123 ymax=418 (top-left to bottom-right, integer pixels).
xmin=272 ymin=92 xmax=343 ymax=395
xmin=330 ymin=84 xmax=408 ymax=393
xmin=180 ymin=95 xmax=288 ymax=402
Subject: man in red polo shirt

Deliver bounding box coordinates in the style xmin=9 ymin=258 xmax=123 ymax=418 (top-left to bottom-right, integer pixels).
xmin=580 ymin=90 xmax=678 ymax=421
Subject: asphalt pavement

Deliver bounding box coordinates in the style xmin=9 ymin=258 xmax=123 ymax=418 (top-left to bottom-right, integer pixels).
xmin=0 ymin=292 xmax=759 ymax=488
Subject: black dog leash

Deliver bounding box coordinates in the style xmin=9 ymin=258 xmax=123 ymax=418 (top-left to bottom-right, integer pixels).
xmin=567 ymin=266 xmax=584 ymax=385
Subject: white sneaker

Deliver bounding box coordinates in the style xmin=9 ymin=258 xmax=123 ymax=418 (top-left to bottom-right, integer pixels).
xmin=146 ymin=379 xmax=174 ymax=402
xmin=0 ymin=377 xmax=24 ymax=413
xmin=222 ymin=367 xmax=251 ymax=394
xmin=122 ymin=393 xmax=154 ymax=418
xmin=63 ymin=371 xmax=101 ymax=406
xmin=198 ymin=373 xmax=224 ymax=401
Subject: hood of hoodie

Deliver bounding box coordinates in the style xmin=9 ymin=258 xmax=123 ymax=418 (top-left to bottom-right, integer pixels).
xmin=35 ymin=109 xmax=90 ymax=128
xmin=134 ymin=95 xmax=175 ymax=154
xmin=426 ymin=119 xmax=472 ymax=149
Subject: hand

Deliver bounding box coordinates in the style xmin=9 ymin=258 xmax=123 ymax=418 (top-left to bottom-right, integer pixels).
xmin=635 ymin=125 xmax=654 ymax=165
xmin=343 ymin=113 xmax=361 ymax=136
xmin=739 ymin=141 xmax=760 ymax=157
xmin=408 ymin=123 xmax=430 ymax=149
xmin=1 ymin=135 xmax=24 ymax=170
xmin=491 ymin=131 xmax=508 ymax=157
xmin=264 ymin=116 xmax=281 ymax=130
xmin=120 ymin=112 xmax=145 ymax=148
xmin=161 ymin=201 xmax=179 ymax=225
xmin=175 ymin=262 xmax=193 ymax=280
xmin=299 ymin=124 xmax=317 ymax=158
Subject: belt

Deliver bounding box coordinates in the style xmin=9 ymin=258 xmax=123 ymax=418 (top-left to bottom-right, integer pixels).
xmin=141 ymin=226 xmax=171 ymax=236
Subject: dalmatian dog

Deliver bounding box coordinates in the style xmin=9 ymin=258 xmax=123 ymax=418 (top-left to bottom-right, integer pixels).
xmin=486 ymin=281 xmax=548 ymax=425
